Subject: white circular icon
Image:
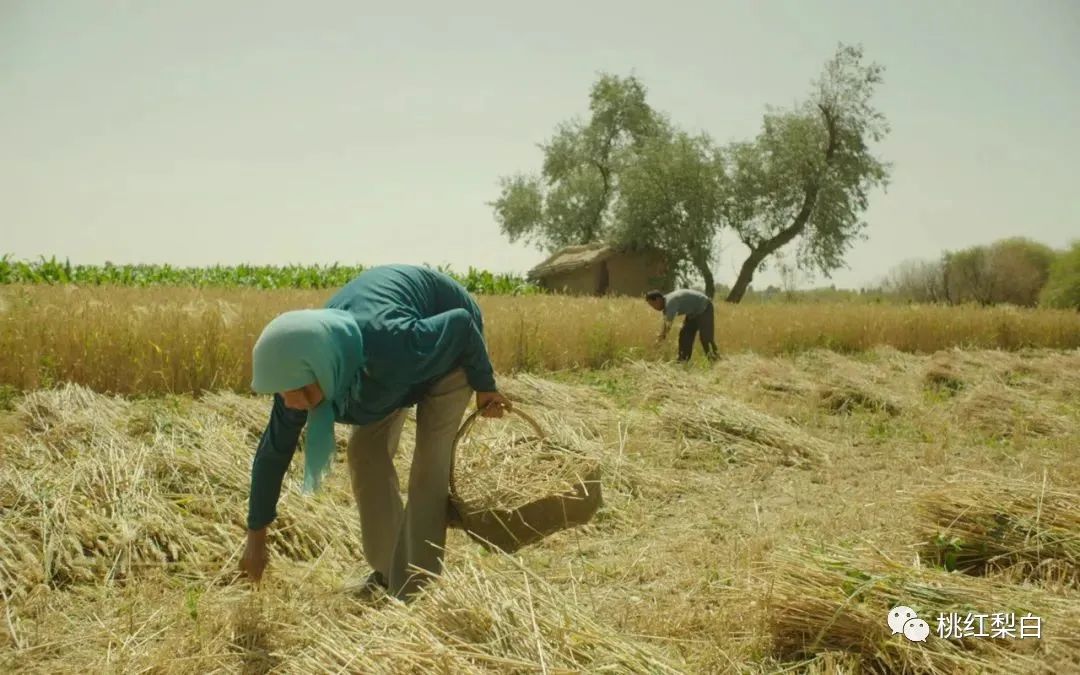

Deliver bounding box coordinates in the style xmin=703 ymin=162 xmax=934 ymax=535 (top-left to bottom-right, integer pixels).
xmin=888 ymin=606 xmax=918 ymax=634
xmin=903 ymin=618 xmax=930 ymax=642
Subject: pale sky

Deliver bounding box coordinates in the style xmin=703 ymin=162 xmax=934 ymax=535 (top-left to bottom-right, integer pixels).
xmin=2 ymin=1 xmax=1077 ymax=290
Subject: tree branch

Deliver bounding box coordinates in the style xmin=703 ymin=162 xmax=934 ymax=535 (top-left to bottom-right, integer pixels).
xmin=818 ymin=103 xmax=839 ymax=162
xmin=585 ymin=127 xmax=619 ymax=243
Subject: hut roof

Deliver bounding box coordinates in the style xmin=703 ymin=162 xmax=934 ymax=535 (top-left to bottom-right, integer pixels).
xmin=527 ymin=243 xmax=615 ymax=279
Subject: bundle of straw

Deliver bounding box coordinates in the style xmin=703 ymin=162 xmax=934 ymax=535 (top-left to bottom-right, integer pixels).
xmin=500 ymin=373 xmax=613 ymax=410
xmin=818 ymin=379 xmax=903 ymax=416
xmin=449 ymin=408 xmax=609 ymax=514
xmin=619 ymin=361 xmax=715 ymax=405
xmin=924 ymin=351 xmax=969 ymax=394
xmin=617 ymin=361 xmax=831 ymax=466
xmin=194 ymin=390 xmax=270 ymax=439
xmin=952 ymin=382 xmax=1070 ymax=439
xmin=658 ymin=397 xmax=831 ymax=467
xmin=760 ymin=545 xmax=1080 ymax=674
xmin=18 ymin=383 xmax=130 ymax=454
xmin=1015 ymin=350 xmax=1080 ymax=401
xmin=916 ymin=472 xmax=1080 ymax=588
xmin=0 ymin=386 xmax=362 ymax=602
xmin=718 ymin=353 xmax=814 ymax=396
xmin=498 ymin=373 xmax=616 ymax=438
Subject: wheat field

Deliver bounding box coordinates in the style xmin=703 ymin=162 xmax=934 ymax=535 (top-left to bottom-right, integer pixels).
xmin=2 ymin=285 xmax=1079 ymax=396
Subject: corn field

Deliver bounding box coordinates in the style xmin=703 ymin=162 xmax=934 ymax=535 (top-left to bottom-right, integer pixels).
xmin=0 ymin=255 xmax=538 ymax=294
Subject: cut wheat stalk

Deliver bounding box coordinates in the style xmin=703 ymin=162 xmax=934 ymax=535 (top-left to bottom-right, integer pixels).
xmin=447 ymin=406 xmax=603 ymax=554
xmin=915 ymin=471 xmax=1080 ymax=589
xmin=658 ymin=398 xmax=831 ymax=468
xmin=952 ymin=381 xmax=1071 ymax=440
xmin=758 ymin=544 xmax=1080 ymax=674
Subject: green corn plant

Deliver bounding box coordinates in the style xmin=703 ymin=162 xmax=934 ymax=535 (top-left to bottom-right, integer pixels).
xmin=0 ymin=254 xmax=538 ymax=293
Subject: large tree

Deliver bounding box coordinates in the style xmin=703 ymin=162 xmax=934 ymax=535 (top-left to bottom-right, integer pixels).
xmin=493 ymin=44 xmax=890 ymax=301
xmin=720 ymin=44 xmax=891 ymax=303
xmin=985 ymin=237 xmax=1056 ymax=307
xmin=490 ymin=74 xmax=726 ymax=292
xmin=943 ymin=237 xmax=1058 ymax=306
xmin=490 ymin=74 xmax=663 ymax=252
xmin=613 ymin=128 xmax=726 ymax=296
xmin=1040 ymin=241 xmax=1080 ymax=310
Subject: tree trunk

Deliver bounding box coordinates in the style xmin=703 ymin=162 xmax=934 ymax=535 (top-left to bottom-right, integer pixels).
xmin=726 ymin=249 xmax=767 ymax=303
xmin=726 ymin=104 xmax=839 ymax=304
xmin=942 ymin=257 xmax=954 ymax=305
xmin=725 ymin=186 xmax=820 ymax=304
xmin=692 ymin=255 xmax=715 ymax=299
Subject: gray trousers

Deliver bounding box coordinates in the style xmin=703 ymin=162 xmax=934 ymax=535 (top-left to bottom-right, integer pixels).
xmin=345 ymin=368 xmax=472 ymax=600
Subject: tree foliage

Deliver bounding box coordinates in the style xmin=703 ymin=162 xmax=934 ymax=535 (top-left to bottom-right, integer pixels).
xmin=721 ymin=44 xmax=891 ymax=302
xmin=490 ymin=74 xmax=663 ymax=252
xmin=881 ymin=258 xmax=948 ymax=303
xmin=613 ymin=129 xmax=726 ymax=295
xmin=943 ymin=246 xmax=995 ymax=305
xmin=490 ymin=74 xmax=726 ymax=293
xmin=1040 ymin=241 xmax=1080 ymax=310
xmin=880 ymin=237 xmax=1057 ymax=307
xmin=984 ymin=238 xmax=1056 ymax=307
xmin=492 ymin=44 xmax=891 ymax=302
xmin=942 ymin=237 xmax=1056 ymax=306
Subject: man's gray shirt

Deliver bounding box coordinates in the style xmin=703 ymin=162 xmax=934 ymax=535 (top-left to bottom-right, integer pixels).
xmin=663 ymin=289 xmax=711 ymax=322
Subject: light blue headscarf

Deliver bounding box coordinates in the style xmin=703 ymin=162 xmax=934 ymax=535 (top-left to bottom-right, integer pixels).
xmin=250 ymin=309 xmax=365 ymax=493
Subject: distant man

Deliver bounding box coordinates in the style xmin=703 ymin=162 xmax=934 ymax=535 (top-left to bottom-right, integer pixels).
xmin=646 ymin=288 xmax=719 ymax=363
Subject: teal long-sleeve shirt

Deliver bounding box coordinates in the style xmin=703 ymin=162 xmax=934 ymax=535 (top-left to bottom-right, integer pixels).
xmin=246 ymin=265 xmax=497 ymax=531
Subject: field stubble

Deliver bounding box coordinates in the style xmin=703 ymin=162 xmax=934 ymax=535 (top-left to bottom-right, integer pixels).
xmin=1 ymin=344 xmax=1078 ymax=673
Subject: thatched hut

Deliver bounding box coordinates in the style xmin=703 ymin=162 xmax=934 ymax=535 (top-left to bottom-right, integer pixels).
xmin=527 ymin=243 xmax=670 ymax=296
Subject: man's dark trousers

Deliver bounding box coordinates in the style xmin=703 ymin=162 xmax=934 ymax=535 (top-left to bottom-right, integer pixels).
xmin=677 ymin=301 xmax=719 ymax=362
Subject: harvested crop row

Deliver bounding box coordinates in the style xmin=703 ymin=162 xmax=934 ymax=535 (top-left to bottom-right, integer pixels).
xmin=916 ymin=471 xmax=1080 ymax=589
xmin=758 ymin=545 xmax=1080 ymax=674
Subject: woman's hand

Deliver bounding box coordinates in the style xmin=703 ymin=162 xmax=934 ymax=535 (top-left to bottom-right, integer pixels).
xmin=240 ymin=528 xmax=269 ymax=583
xmin=476 ymin=391 xmax=511 ymax=418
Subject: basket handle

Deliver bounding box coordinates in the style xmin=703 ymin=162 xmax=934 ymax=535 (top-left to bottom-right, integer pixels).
xmin=448 ymin=405 xmax=546 ymax=503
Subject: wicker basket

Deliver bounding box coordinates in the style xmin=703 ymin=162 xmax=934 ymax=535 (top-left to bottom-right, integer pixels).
xmin=446 ymin=406 xmax=602 ymax=553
